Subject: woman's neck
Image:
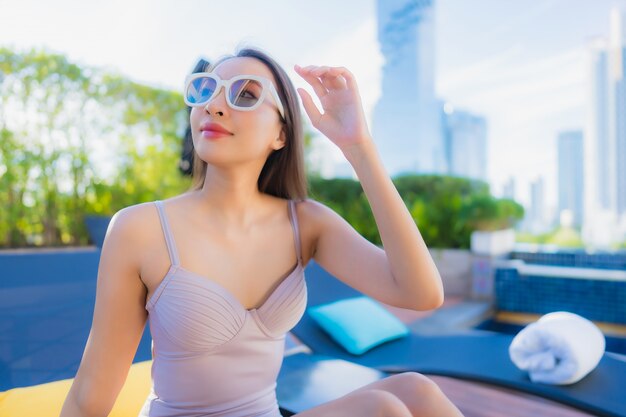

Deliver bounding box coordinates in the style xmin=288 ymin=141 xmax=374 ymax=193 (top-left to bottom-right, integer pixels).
xmin=194 ymin=170 xmax=267 ymax=227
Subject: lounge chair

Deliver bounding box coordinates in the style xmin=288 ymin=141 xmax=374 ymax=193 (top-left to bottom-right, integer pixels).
xmin=2 ymin=251 xmax=624 ymax=417
xmin=277 ymin=352 xmax=388 ymax=416
xmin=286 ymin=261 xmax=626 ymax=417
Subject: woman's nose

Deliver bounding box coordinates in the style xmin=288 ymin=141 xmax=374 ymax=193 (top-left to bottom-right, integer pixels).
xmin=204 ymin=87 xmax=228 ymax=116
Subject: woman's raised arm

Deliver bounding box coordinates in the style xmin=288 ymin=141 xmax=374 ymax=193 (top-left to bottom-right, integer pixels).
xmin=296 ymin=65 xmax=444 ymax=311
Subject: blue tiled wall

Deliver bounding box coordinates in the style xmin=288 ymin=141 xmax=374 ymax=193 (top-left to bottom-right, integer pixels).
xmin=510 ymin=250 xmax=626 ymax=270
xmin=495 ymin=268 xmax=626 ymax=324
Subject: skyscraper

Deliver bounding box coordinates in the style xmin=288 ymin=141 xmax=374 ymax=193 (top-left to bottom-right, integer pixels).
xmin=442 ymin=103 xmax=487 ymax=181
xmin=502 ymin=177 xmax=516 ymax=200
xmin=526 ymin=177 xmax=547 ymax=234
xmin=584 ymin=8 xmax=626 ymax=246
xmin=609 ymin=9 xmax=626 ymax=218
xmin=587 ymin=38 xmax=611 ymax=212
xmin=372 ymin=0 xmax=445 ymax=175
xmin=558 ymin=131 xmax=584 ymax=227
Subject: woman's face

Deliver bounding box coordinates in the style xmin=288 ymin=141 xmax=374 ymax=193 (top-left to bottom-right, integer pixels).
xmin=189 ymin=57 xmax=285 ymax=168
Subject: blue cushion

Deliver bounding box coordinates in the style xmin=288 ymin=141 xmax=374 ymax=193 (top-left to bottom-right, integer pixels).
xmin=307 ymin=296 xmax=409 ymax=355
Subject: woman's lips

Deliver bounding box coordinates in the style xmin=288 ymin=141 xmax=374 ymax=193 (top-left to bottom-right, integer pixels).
xmin=201 ymin=130 xmax=230 ymax=139
xmin=199 ymin=122 xmax=233 ymax=139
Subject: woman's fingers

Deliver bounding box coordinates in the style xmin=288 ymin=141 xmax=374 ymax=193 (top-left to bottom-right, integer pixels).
xmin=295 ymin=64 xmax=368 ymax=145
xmin=295 ymin=65 xmax=329 ymax=98
xmin=310 ymin=65 xmax=332 ymax=77
xmin=297 ymin=87 xmax=322 ymax=127
xmin=325 ymin=66 xmax=358 ymax=92
xmin=312 ymin=66 xmax=349 ymax=90
xmin=321 ymin=73 xmax=347 ymax=90
xmin=296 ymin=65 xmax=355 ymax=95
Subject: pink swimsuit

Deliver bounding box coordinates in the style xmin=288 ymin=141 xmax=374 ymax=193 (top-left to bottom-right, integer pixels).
xmin=138 ymin=200 xmax=307 ymax=417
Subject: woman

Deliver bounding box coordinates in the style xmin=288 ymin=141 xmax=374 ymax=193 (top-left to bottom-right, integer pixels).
xmin=60 ymin=48 xmax=464 ymax=417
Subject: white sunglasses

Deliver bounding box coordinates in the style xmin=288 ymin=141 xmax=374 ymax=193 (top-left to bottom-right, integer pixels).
xmin=184 ymin=72 xmax=285 ymax=119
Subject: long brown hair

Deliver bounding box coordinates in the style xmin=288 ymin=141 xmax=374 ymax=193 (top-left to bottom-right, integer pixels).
xmin=188 ymin=48 xmax=308 ymax=201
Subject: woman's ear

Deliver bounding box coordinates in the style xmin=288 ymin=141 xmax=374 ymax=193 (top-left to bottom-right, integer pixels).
xmin=273 ymin=128 xmax=287 ymax=151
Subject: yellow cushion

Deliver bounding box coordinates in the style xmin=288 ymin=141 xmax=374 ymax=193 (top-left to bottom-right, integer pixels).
xmin=0 ymin=360 xmax=152 ymax=417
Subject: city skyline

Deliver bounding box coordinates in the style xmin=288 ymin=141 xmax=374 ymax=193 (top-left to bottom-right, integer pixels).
xmin=1 ymin=0 xmax=625 ymax=214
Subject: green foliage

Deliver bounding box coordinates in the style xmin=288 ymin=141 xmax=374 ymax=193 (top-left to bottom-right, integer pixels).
xmin=308 ymin=177 xmax=381 ymax=243
xmin=309 ymin=174 xmax=525 ymax=249
xmin=515 ymin=231 xmax=550 ymax=244
xmin=516 ymin=227 xmax=585 ymax=248
xmin=0 ymin=47 xmax=190 ymax=247
xmin=545 ymin=227 xmax=585 ymax=247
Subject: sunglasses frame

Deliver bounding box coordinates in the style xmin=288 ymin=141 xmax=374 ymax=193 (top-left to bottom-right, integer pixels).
xmin=183 ymin=72 xmax=285 ymax=119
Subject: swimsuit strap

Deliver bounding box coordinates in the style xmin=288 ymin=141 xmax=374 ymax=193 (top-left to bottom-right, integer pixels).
xmin=154 ymin=200 xmax=181 ymax=266
xmin=287 ymin=200 xmax=303 ymax=265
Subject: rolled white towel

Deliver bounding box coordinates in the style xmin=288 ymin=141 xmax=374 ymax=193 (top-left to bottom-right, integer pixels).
xmin=509 ymin=311 xmax=606 ymax=385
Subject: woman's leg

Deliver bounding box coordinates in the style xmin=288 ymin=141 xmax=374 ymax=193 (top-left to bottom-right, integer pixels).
xmin=293 ymin=372 xmax=463 ymax=417
xmin=348 ymin=372 xmax=464 ymax=417
xmin=293 ymin=389 xmax=412 ymax=417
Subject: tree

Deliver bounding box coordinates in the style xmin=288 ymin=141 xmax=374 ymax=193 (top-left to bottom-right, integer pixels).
xmin=309 ymin=174 xmax=524 ymax=249
xmin=0 ymin=47 xmax=189 ymax=247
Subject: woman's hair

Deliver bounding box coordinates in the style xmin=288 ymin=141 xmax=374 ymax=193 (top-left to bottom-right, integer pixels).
xmin=188 ymin=47 xmax=308 ymax=201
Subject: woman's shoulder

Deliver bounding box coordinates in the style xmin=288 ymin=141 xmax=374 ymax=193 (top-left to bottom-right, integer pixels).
xmin=288 ymin=197 xmax=341 ymax=236
xmin=110 ymin=200 xmax=159 ymax=223
xmin=105 ymin=200 xmax=164 ymax=246
xmin=293 ymin=197 xmax=335 ymax=218
xmin=113 ymin=194 xmax=190 ymax=219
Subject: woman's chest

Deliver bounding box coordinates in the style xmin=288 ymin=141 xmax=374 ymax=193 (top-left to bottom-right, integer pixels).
xmin=140 ymin=219 xmax=314 ymax=310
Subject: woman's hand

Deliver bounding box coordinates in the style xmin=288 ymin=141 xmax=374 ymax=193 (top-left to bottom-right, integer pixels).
xmin=295 ymin=65 xmax=373 ymax=152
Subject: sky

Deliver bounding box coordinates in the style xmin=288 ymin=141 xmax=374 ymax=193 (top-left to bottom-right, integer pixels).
xmin=2 ymin=0 xmax=626 ymax=214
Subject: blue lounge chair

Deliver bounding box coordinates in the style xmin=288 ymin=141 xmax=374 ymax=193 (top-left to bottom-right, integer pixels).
xmin=285 ymin=261 xmax=626 ymax=417
xmin=3 ymin=250 xmax=624 ymax=417
xmin=277 ymin=352 xmax=388 ymax=416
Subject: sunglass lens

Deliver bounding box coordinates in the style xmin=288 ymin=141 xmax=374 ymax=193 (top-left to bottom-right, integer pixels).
xmin=229 ymin=79 xmax=263 ymax=108
xmin=187 ymin=76 xmax=216 ymax=105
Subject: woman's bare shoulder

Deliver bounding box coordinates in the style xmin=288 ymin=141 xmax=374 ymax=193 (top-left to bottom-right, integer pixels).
xmin=292 ymin=198 xmax=339 ymax=259
xmin=295 ymin=197 xmax=335 ymax=223
xmin=295 ymin=197 xmax=358 ymax=239
xmin=104 ymin=201 xmax=163 ymax=254
xmin=109 ymin=201 xmax=159 ymax=230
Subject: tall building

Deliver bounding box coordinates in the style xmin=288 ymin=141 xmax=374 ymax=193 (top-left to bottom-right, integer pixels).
xmin=609 ymin=9 xmax=626 ymax=218
xmin=442 ymin=103 xmax=487 ymax=181
xmin=502 ymin=177 xmax=516 ymax=200
xmin=558 ymin=131 xmax=584 ymax=227
xmin=372 ymin=0 xmax=446 ymax=175
xmin=587 ymin=38 xmax=611 ymax=212
xmin=526 ymin=177 xmax=547 ymax=234
xmin=584 ymin=8 xmax=626 ymax=246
